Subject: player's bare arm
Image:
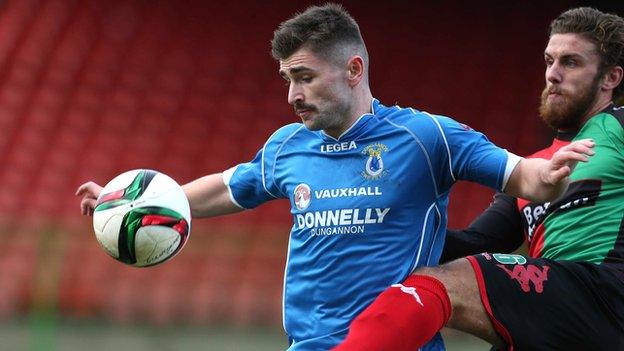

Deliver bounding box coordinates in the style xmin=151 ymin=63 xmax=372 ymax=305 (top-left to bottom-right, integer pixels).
xmin=76 ymin=173 xmax=242 ymax=218
xmin=504 ymin=138 xmax=594 ymax=202
xmin=182 ymin=173 xmax=243 ymax=217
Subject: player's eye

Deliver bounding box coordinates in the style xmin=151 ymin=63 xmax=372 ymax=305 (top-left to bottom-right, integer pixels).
xmin=280 ymin=74 xmax=291 ymax=86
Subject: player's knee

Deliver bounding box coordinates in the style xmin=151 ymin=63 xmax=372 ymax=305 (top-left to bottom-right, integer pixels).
xmin=413 ymin=258 xmax=471 ymax=284
xmin=412 ymin=259 xmax=503 ymax=345
xmin=412 ymin=258 xmax=477 ymax=310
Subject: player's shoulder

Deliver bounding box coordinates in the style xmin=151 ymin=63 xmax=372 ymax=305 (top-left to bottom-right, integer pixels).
xmin=602 ymin=104 xmax=624 ymax=126
xmin=266 ymin=123 xmax=308 ymax=144
xmin=578 ymin=104 xmax=624 ymax=141
xmin=586 ymin=104 xmax=624 ymax=127
xmin=375 ymin=101 xmax=456 ymax=133
xmin=259 ymin=123 xmax=309 ymax=160
xmin=585 ymin=104 xmax=624 ymax=147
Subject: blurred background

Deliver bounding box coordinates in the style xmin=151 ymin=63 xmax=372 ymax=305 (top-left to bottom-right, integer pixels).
xmin=0 ymin=0 xmax=622 ymax=350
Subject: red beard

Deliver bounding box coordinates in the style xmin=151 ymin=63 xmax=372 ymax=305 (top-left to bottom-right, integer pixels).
xmin=538 ymin=76 xmax=601 ymax=131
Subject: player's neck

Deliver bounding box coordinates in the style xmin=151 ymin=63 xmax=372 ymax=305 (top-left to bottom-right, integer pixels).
xmin=351 ymin=90 xmax=373 ymax=120
xmin=324 ymin=91 xmax=373 ymax=139
xmin=582 ymin=95 xmax=613 ymax=125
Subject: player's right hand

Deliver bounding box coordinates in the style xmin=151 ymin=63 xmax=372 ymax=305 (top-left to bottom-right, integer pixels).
xmin=541 ymin=138 xmax=595 ymax=185
xmin=76 ymin=181 xmax=103 ymax=216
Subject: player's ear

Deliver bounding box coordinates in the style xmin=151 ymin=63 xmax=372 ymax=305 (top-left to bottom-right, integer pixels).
xmin=601 ymin=65 xmax=623 ymax=92
xmin=346 ymin=55 xmax=365 ymax=87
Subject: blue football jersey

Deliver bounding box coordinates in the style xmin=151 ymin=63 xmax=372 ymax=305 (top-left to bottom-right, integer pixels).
xmin=223 ymin=99 xmax=519 ymax=350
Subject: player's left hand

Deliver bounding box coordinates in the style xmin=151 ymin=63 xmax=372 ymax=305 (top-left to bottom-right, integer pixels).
xmin=76 ymin=181 xmax=104 ymax=216
xmin=540 ymin=138 xmax=595 ymax=185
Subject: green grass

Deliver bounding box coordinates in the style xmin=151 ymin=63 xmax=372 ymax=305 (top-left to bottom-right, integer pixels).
xmin=0 ymin=318 xmax=490 ymax=351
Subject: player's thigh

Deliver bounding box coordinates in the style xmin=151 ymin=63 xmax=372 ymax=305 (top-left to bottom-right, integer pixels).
xmin=470 ymin=253 xmax=624 ymax=351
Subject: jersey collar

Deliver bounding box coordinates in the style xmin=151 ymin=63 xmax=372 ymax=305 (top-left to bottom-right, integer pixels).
xmin=320 ymin=98 xmax=379 ymax=142
xmin=599 ymin=102 xmax=617 ymax=115
xmin=555 ymin=102 xmax=617 ymax=141
xmin=554 ymin=130 xmax=577 ymax=141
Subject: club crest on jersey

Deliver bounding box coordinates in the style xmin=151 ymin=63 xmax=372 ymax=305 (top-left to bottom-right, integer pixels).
xmin=293 ymin=183 xmax=312 ymax=210
xmin=361 ymin=143 xmax=389 ymax=180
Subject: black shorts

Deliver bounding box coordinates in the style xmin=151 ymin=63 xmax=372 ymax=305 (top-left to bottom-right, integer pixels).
xmin=467 ymin=253 xmax=624 ymax=351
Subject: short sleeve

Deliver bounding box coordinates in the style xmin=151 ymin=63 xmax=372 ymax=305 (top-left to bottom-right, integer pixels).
xmin=224 ymin=125 xmax=300 ymax=209
xmin=433 ymin=115 xmax=517 ymax=191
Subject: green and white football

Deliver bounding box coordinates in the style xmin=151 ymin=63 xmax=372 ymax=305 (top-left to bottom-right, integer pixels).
xmin=93 ymin=169 xmax=191 ymax=267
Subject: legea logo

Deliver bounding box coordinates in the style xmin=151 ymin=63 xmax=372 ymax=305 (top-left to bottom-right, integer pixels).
xmin=294 ymin=183 xmax=311 ymax=210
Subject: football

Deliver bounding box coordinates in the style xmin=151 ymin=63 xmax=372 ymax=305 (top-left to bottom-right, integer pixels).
xmin=93 ymin=169 xmax=191 ymax=267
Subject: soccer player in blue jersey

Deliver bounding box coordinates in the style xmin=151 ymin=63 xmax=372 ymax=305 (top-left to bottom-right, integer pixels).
xmin=77 ymin=4 xmax=594 ymax=350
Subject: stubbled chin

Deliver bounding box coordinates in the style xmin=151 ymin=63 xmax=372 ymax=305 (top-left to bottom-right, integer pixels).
xmin=302 ymin=119 xmax=319 ymax=131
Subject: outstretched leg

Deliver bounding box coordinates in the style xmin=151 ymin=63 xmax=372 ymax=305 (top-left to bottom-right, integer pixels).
xmin=427 ymin=258 xmax=504 ymax=346
xmin=334 ymin=258 xmax=504 ymax=350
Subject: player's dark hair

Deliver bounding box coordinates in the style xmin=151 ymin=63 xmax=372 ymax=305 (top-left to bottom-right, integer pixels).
xmin=549 ymin=7 xmax=624 ymax=102
xmin=271 ymin=3 xmax=369 ymax=69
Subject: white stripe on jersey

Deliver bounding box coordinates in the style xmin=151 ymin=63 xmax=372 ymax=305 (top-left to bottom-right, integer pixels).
xmin=282 ymin=227 xmax=293 ymax=335
xmin=502 ymin=151 xmax=523 ymax=190
xmin=263 ymin=124 xmax=306 ymax=198
xmin=222 ymin=166 xmax=245 ymax=209
xmin=412 ymin=202 xmax=436 ymax=273
xmin=260 ymin=133 xmax=281 ymax=199
xmin=383 ymin=117 xmax=440 ymax=198
xmin=426 ymin=205 xmax=442 ymax=266
xmin=421 ymin=111 xmax=456 ymax=182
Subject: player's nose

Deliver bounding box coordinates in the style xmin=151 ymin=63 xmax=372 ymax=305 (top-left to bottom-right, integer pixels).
xmin=546 ymin=61 xmax=563 ymax=84
xmin=288 ymin=83 xmax=304 ymax=105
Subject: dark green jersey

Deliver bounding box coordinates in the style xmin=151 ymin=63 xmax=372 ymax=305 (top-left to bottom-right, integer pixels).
xmin=525 ymin=105 xmax=624 ymax=266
